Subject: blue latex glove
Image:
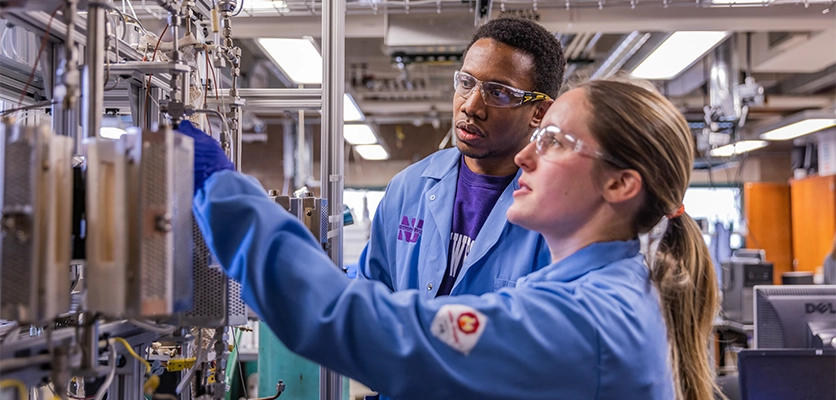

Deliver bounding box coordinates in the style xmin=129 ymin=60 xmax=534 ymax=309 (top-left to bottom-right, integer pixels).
xmin=176 ymin=120 xmax=234 ymax=193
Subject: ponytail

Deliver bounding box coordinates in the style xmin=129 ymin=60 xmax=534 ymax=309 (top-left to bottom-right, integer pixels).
xmin=579 ymin=79 xmax=723 ymax=399
xmin=651 ymin=214 xmax=722 ymax=400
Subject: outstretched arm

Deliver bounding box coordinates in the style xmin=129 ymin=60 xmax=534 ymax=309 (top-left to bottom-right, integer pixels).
xmin=192 ymin=171 xmax=601 ymax=400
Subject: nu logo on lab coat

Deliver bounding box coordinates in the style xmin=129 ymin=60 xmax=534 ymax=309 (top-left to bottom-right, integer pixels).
xmin=398 ymin=216 xmax=423 ymax=243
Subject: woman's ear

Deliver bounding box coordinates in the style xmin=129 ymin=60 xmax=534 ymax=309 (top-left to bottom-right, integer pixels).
xmin=601 ymin=168 xmax=643 ymax=204
xmin=530 ymin=100 xmax=553 ymax=128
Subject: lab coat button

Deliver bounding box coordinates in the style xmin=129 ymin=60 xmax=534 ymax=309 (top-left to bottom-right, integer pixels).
xmin=429 ymin=195 xmax=436 ymax=201
xmin=427 ymin=282 xmax=433 ymax=290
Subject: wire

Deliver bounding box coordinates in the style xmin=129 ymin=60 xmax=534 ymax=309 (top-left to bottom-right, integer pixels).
xmin=207 ymin=55 xmax=230 ymax=148
xmin=233 ymin=328 xmax=249 ymax=399
xmin=93 ymin=341 xmax=117 ymax=400
xmin=17 ymin=4 xmax=61 ymax=108
xmin=176 ymin=330 xmax=211 ymax=395
xmin=207 ymin=55 xmax=226 ymax=137
xmin=0 ymin=100 xmax=57 ymax=117
xmin=110 ymin=337 xmax=151 ymax=375
xmin=0 ymin=379 xmax=27 ymax=400
xmin=124 ymin=0 xmax=139 ymax=21
xmin=143 ymin=23 xmax=169 ymax=127
xmin=232 ymin=0 xmax=246 ymax=16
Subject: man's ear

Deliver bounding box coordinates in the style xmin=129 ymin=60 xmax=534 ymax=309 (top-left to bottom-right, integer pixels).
xmin=529 ymin=100 xmax=553 ymax=128
xmin=601 ymin=168 xmax=643 ymax=204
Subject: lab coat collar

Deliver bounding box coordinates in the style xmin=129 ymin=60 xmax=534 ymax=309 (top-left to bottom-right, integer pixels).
xmin=421 ymin=148 xmax=462 ymax=179
xmin=420 ymin=148 xmax=523 ymax=188
xmin=523 ymin=240 xmax=642 ymax=284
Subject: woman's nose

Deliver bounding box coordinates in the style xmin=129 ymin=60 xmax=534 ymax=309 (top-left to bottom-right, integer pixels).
xmin=515 ymin=141 xmax=538 ymax=171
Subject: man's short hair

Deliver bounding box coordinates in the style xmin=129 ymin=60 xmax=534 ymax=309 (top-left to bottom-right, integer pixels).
xmin=465 ymin=17 xmax=566 ymax=99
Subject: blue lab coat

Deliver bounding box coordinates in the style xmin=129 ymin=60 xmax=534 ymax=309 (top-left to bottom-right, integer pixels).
xmin=357 ymin=148 xmax=551 ymax=298
xmin=193 ymin=170 xmax=675 ymax=400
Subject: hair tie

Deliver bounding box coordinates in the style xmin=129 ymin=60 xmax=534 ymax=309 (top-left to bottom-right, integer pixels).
xmin=666 ymin=204 xmax=685 ymax=219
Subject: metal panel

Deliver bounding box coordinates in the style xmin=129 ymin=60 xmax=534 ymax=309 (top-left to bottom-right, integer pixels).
xmin=0 ymin=122 xmax=42 ymax=321
xmin=42 ymin=135 xmax=73 ymax=320
xmin=124 ymin=128 xmax=175 ymax=317
xmin=0 ymin=123 xmax=72 ymax=323
xmin=84 ymin=137 xmax=129 ymax=316
xmin=172 ymin=132 xmax=195 ymax=313
xmin=173 ymin=225 xmax=246 ymax=327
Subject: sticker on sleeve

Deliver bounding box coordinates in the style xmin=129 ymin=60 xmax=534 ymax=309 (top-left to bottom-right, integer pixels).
xmin=430 ymin=304 xmax=488 ymax=355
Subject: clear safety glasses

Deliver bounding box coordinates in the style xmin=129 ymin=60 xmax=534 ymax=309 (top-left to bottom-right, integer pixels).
xmin=453 ymin=70 xmax=552 ymax=108
xmin=530 ymin=125 xmax=629 ymax=169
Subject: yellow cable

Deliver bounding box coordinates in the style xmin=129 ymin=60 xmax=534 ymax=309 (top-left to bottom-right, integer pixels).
xmin=110 ymin=337 xmax=152 ymax=375
xmin=0 ymin=379 xmax=27 ymax=400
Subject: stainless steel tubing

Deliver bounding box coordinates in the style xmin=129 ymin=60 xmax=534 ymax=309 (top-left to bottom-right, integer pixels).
xmin=319 ymin=0 xmax=346 ymax=398
xmin=83 ymin=3 xmax=106 ymax=138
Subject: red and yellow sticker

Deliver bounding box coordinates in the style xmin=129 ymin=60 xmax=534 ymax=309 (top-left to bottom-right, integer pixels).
xmin=430 ymin=304 xmax=488 ymax=355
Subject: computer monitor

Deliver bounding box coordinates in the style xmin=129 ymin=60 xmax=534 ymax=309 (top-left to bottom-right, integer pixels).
xmin=738 ymin=349 xmax=836 ymax=400
xmin=754 ymin=285 xmax=836 ymax=349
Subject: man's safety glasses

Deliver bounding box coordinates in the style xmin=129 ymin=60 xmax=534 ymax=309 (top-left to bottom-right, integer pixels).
xmin=531 ymin=125 xmax=629 ymax=169
xmin=453 ymin=70 xmax=552 ymax=108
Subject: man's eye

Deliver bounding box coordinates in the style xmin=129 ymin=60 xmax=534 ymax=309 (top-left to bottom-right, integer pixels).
xmin=460 ymin=79 xmax=476 ymax=89
xmin=488 ymin=88 xmax=505 ymax=98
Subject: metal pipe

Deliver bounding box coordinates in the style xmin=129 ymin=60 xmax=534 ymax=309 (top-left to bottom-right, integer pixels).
xmin=580 ymin=32 xmax=603 ymax=59
xmin=296 ymin=86 xmax=306 ymax=189
xmin=233 ymin=106 xmax=242 ymax=171
xmin=79 ymin=313 xmax=100 ymax=372
xmin=320 ymin=0 xmax=345 ymax=398
xmin=82 ymin=2 xmax=106 ymax=138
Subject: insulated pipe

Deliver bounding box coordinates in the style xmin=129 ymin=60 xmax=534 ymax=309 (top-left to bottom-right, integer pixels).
xmin=320 ymin=0 xmax=345 ymax=398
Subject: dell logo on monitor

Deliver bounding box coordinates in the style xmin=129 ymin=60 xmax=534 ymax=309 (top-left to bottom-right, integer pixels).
xmin=805 ymin=303 xmax=836 ymax=314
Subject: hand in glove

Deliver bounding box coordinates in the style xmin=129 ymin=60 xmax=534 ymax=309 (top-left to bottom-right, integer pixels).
xmin=176 ymin=120 xmax=234 ymax=193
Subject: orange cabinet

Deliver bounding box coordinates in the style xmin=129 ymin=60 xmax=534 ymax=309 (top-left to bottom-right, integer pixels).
xmin=744 ymin=182 xmax=793 ymax=284
xmin=789 ymin=175 xmax=836 ymax=273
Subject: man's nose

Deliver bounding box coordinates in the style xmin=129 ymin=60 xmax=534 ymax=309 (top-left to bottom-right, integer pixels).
xmin=460 ymin=86 xmax=487 ymax=119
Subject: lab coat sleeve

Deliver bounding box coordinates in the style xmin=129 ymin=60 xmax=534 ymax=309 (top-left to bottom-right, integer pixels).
xmin=355 ymin=186 xmax=394 ymax=290
xmin=193 ymin=171 xmax=602 ymax=400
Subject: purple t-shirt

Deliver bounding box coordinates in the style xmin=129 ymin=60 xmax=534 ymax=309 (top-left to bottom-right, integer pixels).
xmin=436 ymin=158 xmax=516 ymax=297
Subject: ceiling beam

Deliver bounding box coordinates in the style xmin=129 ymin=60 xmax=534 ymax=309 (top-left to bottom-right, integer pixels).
xmin=229 ymin=6 xmax=836 ymax=40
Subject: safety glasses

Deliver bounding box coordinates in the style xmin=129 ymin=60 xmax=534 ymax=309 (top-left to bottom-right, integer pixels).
xmin=531 ymin=125 xmax=629 ymax=169
xmin=453 ymin=70 xmax=551 ymax=108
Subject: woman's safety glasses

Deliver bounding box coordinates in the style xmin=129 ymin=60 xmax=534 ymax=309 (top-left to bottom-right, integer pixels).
xmin=531 ymin=125 xmax=629 ymax=169
xmin=453 ymin=71 xmax=552 ymax=108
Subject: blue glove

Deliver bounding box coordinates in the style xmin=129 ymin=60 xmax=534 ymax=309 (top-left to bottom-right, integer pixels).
xmin=176 ymin=120 xmax=234 ymax=193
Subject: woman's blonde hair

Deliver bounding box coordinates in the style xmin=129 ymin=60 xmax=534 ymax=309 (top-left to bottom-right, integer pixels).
xmin=577 ymin=79 xmax=721 ymax=400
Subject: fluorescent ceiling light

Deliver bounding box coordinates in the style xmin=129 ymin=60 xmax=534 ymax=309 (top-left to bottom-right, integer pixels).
xmin=760 ymin=118 xmax=836 ymax=141
xmin=344 ymin=93 xmax=365 ymax=122
xmin=258 ymin=38 xmax=322 ymax=85
xmin=344 ymin=124 xmax=378 ymax=145
xmin=100 ymin=127 xmax=127 ymax=139
xmin=709 ymin=140 xmax=769 ymax=157
xmin=631 ymin=31 xmax=729 ymax=80
xmin=355 ymin=144 xmax=389 ymax=160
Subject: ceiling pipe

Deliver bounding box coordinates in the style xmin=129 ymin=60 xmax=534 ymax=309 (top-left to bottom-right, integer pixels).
xmin=590 ymin=30 xmax=650 ymax=79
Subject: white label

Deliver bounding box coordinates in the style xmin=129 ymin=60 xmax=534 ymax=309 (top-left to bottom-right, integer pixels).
xmin=430 ymin=304 xmax=488 ymax=355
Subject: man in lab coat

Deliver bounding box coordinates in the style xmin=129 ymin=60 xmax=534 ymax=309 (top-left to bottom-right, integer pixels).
xmin=357 ymin=17 xmax=564 ymax=302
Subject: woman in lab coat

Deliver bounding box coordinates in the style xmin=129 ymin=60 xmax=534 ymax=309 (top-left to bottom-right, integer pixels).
xmin=183 ymin=78 xmax=720 ymax=400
